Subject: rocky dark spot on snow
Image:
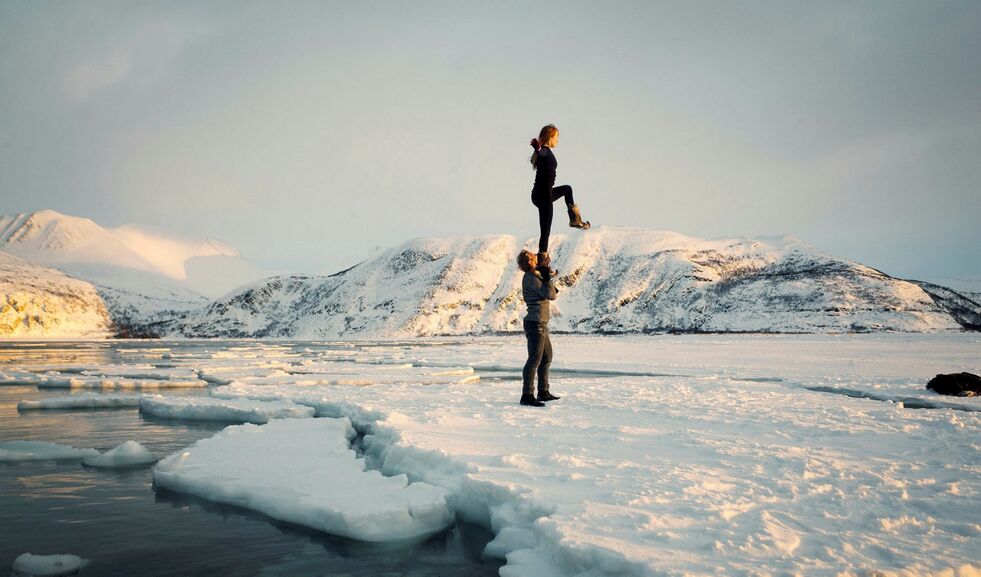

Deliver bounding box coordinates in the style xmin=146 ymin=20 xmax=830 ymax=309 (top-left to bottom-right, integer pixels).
xmin=556 ymin=265 xmax=585 ymax=288
xmin=389 ymin=248 xmax=446 ymax=274
xmin=927 ymin=373 xmax=981 ymax=397
xmin=328 ymin=261 xmax=363 ymax=277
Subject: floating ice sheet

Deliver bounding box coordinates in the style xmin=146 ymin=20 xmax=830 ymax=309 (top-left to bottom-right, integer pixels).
xmin=153 ymin=418 xmax=453 ymax=542
xmin=82 ymin=441 xmax=157 ymax=468
xmin=38 ymin=377 xmax=207 ymax=390
xmin=80 ymin=368 xmax=199 ymax=381
xmin=17 ymin=393 xmax=143 ymax=410
xmin=0 ymin=372 xmax=45 ymax=386
xmin=225 ymin=364 xmax=480 ymax=387
xmin=12 ymin=553 xmax=89 ymax=577
xmin=139 ymin=394 xmax=314 ymax=424
xmin=0 ymin=441 xmax=99 ymax=462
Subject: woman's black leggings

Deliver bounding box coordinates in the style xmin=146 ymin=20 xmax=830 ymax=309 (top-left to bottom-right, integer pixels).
xmin=531 ymin=185 xmax=575 ymax=254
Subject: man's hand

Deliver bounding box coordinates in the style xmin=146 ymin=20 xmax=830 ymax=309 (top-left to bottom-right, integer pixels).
xmin=536 ymin=258 xmax=555 ymax=282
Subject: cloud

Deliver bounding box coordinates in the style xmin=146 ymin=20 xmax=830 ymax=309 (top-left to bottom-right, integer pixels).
xmin=62 ymin=51 xmax=134 ymax=100
xmin=60 ymin=17 xmax=214 ymax=102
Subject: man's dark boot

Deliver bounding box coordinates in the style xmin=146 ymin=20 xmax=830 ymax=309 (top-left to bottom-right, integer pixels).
xmin=537 ymin=391 xmax=561 ymax=402
xmin=520 ymin=393 xmax=545 ymax=407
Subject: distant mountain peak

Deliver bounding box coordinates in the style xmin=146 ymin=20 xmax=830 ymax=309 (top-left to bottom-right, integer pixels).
xmin=174 ymin=229 xmax=979 ymax=338
xmin=0 ymin=209 xmax=104 ymax=251
xmin=0 ymin=209 xmax=263 ymax=299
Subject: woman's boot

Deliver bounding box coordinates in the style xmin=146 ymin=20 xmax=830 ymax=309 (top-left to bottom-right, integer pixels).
xmin=567 ymin=205 xmax=590 ymax=229
xmin=536 ymin=251 xmax=557 ymax=277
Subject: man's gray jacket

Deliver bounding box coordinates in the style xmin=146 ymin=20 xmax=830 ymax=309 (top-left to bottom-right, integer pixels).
xmin=522 ymin=270 xmax=558 ymax=323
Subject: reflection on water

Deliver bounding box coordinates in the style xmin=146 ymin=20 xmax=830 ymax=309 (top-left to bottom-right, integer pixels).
xmin=0 ymin=340 xmax=502 ymax=577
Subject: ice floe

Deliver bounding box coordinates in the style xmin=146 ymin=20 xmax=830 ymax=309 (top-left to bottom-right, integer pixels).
xmin=82 ymin=441 xmax=157 ymax=468
xmin=153 ymin=418 xmax=454 ymax=542
xmin=17 ymin=393 xmax=143 ymax=410
xmin=0 ymin=372 xmax=45 ymax=386
xmin=0 ymin=441 xmax=99 ymax=462
xmin=38 ymin=377 xmax=207 ymax=390
xmin=11 ymin=553 xmax=89 ymax=577
xmin=139 ymin=394 xmax=314 ymax=424
xmin=229 ymin=365 xmax=480 ymax=387
xmin=80 ymin=368 xmax=199 ymax=381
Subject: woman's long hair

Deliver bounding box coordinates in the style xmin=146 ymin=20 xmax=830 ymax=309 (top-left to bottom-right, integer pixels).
xmin=530 ymin=124 xmax=558 ymax=169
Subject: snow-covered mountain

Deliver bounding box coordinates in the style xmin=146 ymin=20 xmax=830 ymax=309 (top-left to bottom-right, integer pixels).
xmin=173 ymin=228 xmax=980 ymax=338
xmin=0 ymin=252 xmax=112 ymax=338
xmin=925 ymin=274 xmax=981 ymax=302
xmin=0 ymin=210 xmax=264 ymax=299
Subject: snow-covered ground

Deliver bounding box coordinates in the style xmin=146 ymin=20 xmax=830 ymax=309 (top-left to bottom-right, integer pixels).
xmin=1 ymin=335 xmax=978 ymax=576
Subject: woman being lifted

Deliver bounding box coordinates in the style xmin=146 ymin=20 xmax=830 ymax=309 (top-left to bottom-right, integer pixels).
xmin=529 ymin=124 xmax=590 ymax=267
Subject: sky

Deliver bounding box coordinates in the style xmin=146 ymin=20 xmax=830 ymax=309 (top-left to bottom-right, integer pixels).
xmin=1 ymin=1 xmax=979 ymax=280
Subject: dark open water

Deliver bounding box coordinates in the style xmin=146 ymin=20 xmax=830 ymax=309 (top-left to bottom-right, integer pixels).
xmin=0 ymin=341 xmax=502 ymax=577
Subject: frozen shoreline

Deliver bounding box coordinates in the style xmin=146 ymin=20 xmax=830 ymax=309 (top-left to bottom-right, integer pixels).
xmin=169 ymin=335 xmax=981 ymax=575
xmin=3 ymin=335 xmax=979 ymax=576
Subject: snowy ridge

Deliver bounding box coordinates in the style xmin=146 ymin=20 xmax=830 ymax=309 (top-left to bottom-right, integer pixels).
xmin=926 ymin=274 xmax=981 ymax=302
xmin=176 ymin=228 xmax=978 ymax=337
xmin=911 ymin=281 xmax=981 ymax=331
xmin=0 ymin=209 xmax=263 ymax=299
xmin=0 ymin=250 xmax=204 ymax=338
xmin=0 ymin=252 xmax=112 ymax=338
